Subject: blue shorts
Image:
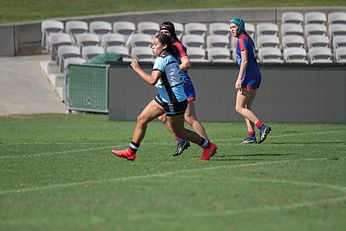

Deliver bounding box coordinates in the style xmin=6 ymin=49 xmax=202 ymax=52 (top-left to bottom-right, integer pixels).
xmin=184 ymin=82 xmax=196 ymax=101
xmin=242 ymin=75 xmax=261 ymax=89
xmin=155 ymin=95 xmax=187 ymax=116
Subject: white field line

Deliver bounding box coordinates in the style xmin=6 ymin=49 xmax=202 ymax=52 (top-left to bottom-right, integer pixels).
xmin=1 ymin=158 xmax=346 ymax=218
xmin=1 ymin=130 xmax=345 ymax=159
xmin=0 ymin=157 xmax=345 ymax=196
xmin=2 ymin=129 xmax=345 ymax=146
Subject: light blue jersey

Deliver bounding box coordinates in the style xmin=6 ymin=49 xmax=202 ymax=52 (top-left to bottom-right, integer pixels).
xmin=153 ymin=53 xmax=186 ymax=103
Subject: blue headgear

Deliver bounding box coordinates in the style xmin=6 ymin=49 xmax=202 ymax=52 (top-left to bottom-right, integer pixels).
xmin=230 ymin=17 xmax=245 ymax=35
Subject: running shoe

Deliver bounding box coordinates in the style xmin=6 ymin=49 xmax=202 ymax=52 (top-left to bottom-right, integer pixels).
xmin=173 ymin=140 xmax=190 ymax=156
xmin=200 ymin=142 xmax=217 ymax=161
xmin=112 ymin=148 xmax=136 ymax=161
xmin=241 ymin=136 xmax=257 ymax=144
xmin=258 ymin=125 xmax=272 ymax=144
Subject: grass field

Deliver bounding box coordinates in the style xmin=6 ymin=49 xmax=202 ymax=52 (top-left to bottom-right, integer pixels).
xmin=1 ymin=0 xmax=346 ymax=24
xmin=0 ymin=113 xmax=345 ymax=231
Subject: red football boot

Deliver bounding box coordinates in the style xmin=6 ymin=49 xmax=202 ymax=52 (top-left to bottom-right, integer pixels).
xmin=200 ymin=143 xmax=217 ymax=161
xmin=112 ymin=148 xmax=136 ymax=161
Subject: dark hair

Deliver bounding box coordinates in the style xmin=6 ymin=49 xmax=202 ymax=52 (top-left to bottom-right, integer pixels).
xmin=155 ymin=33 xmax=178 ymax=58
xmin=160 ymin=21 xmax=180 ymax=42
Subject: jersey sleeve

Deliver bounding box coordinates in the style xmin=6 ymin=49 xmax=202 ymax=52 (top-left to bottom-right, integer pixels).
xmin=238 ymin=37 xmax=248 ymax=51
xmin=152 ymin=57 xmax=165 ymax=72
xmin=173 ymin=41 xmax=188 ymax=58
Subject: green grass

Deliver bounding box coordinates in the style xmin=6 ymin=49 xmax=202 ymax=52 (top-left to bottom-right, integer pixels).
xmin=1 ymin=0 xmax=346 ymax=24
xmin=0 ymin=113 xmax=345 ymax=231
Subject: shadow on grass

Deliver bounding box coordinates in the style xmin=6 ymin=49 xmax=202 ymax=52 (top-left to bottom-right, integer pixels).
xmin=212 ymin=153 xmax=290 ymax=161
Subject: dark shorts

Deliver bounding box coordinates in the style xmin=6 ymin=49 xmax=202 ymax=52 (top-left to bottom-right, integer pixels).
xmin=184 ymin=82 xmax=196 ymax=101
xmin=155 ymin=95 xmax=187 ymax=117
xmin=242 ymin=75 xmax=261 ymax=89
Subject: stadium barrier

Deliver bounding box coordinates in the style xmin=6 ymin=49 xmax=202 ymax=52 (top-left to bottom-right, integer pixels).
xmin=108 ymin=62 xmax=346 ymax=123
xmin=66 ymin=64 xmax=109 ymax=113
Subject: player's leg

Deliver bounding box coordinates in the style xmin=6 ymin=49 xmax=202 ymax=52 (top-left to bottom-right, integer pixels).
xmin=184 ymin=100 xmax=208 ymax=138
xmin=242 ymin=90 xmax=257 ymax=144
xmin=112 ymin=99 xmax=164 ymax=160
xmin=167 ymin=114 xmax=217 ymax=161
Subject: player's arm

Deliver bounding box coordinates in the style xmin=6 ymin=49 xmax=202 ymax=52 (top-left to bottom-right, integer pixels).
xmin=174 ymin=42 xmax=191 ymax=71
xmin=130 ymin=59 xmax=161 ymax=85
xmin=179 ymin=56 xmax=191 ymax=71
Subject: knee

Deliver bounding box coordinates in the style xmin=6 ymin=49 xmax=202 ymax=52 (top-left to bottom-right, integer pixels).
xmin=158 ymin=115 xmax=167 ymax=123
xmin=137 ymin=114 xmax=149 ymax=126
xmin=235 ymin=105 xmax=243 ymax=114
xmin=184 ymin=113 xmax=197 ymax=126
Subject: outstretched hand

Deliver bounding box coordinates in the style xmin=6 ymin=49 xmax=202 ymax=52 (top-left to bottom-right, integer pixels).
xmin=130 ymin=59 xmax=140 ymax=72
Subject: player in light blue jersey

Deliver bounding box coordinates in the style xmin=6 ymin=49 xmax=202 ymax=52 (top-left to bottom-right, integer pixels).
xmin=230 ymin=17 xmax=271 ymax=144
xmin=112 ymin=33 xmax=217 ymax=161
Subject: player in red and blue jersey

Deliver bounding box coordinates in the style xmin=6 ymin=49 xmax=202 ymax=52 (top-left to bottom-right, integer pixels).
xmin=159 ymin=21 xmax=210 ymax=156
xmin=230 ymin=17 xmax=271 ymax=144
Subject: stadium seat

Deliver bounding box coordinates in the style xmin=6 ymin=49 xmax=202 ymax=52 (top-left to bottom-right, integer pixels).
xmin=89 ymin=21 xmax=112 ymax=38
xmin=283 ymin=47 xmax=308 ymax=64
xmin=245 ymin=23 xmax=255 ymax=38
xmin=206 ymin=35 xmax=230 ymax=48
xmin=137 ymin=21 xmax=160 ymax=36
xmin=207 ymin=47 xmax=233 ymax=63
xmin=101 ymin=33 xmax=126 ymax=49
xmin=332 ymin=36 xmax=346 ymax=50
xmin=65 ymin=20 xmax=89 ymax=44
xmin=48 ymin=32 xmax=72 ymax=61
xmin=257 ymin=47 xmax=283 ymax=63
xmin=182 ymin=34 xmax=205 ymax=48
xmin=308 ymin=47 xmax=333 ymax=64
xmin=113 ymin=21 xmax=136 ymax=44
xmin=209 ymin=22 xmax=231 ymax=37
xmin=63 ymin=57 xmax=86 ymax=74
xmin=329 ymin=24 xmax=346 ymax=38
xmin=281 ymin=11 xmax=304 ymax=25
xmin=256 ymin=35 xmax=280 ymax=48
xmin=76 ymin=33 xmax=100 ymax=50
xmin=172 ymin=22 xmax=184 ymax=40
xmin=131 ymin=47 xmax=154 ymax=62
xmin=335 ymin=47 xmax=346 ymax=63
xmin=305 ymin=12 xmax=327 ymax=25
xmin=81 ymin=45 xmax=105 ymax=60
xmin=304 ymin=24 xmax=328 ymax=36
xmin=306 ymin=35 xmax=330 ymax=49
xmin=186 ymin=47 xmax=208 ymax=63
xmin=57 ymin=45 xmax=81 ymax=73
xmin=282 ymin=35 xmax=305 ymax=49
xmin=107 ymin=46 xmax=131 ymax=62
xmin=281 ymin=23 xmax=304 ymax=37
xmin=328 ymin=12 xmax=346 ymax=25
xmin=41 ymin=20 xmax=64 ymax=50
xmin=256 ymin=23 xmax=279 ymax=36
xmin=185 ymin=22 xmax=208 ymax=38
xmin=130 ymin=33 xmax=153 ymax=48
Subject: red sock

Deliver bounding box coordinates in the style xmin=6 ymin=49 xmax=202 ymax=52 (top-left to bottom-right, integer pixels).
xmin=255 ymin=120 xmax=263 ymax=129
xmin=248 ymin=130 xmax=255 ymax=136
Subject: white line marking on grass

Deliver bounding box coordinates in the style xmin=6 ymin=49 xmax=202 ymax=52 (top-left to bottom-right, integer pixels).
xmin=0 ymin=146 xmax=117 ymax=159
xmin=1 ymin=157 xmax=345 ymax=196
xmin=1 ymin=129 xmax=345 ymax=159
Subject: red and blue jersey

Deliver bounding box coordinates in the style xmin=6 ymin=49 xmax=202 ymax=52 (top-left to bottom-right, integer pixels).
xmin=235 ymin=34 xmax=261 ymax=89
xmin=173 ymin=40 xmax=196 ymax=101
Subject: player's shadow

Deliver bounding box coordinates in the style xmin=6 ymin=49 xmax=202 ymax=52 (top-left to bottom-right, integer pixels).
xmin=212 ymin=153 xmax=290 ymax=161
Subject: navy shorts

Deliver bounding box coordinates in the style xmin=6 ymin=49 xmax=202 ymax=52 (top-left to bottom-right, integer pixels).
xmin=155 ymin=95 xmax=187 ymax=117
xmin=184 ymin=82 xmax=196 ymax=101
xmin=242 ymin=75 xmax=261 ymax=89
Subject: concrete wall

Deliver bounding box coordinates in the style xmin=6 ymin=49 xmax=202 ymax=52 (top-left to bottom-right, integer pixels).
xmin=108 ymin=63 xmax=346 ymax=123
xmin=1 ymin=7 xmax=346 ymax=56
